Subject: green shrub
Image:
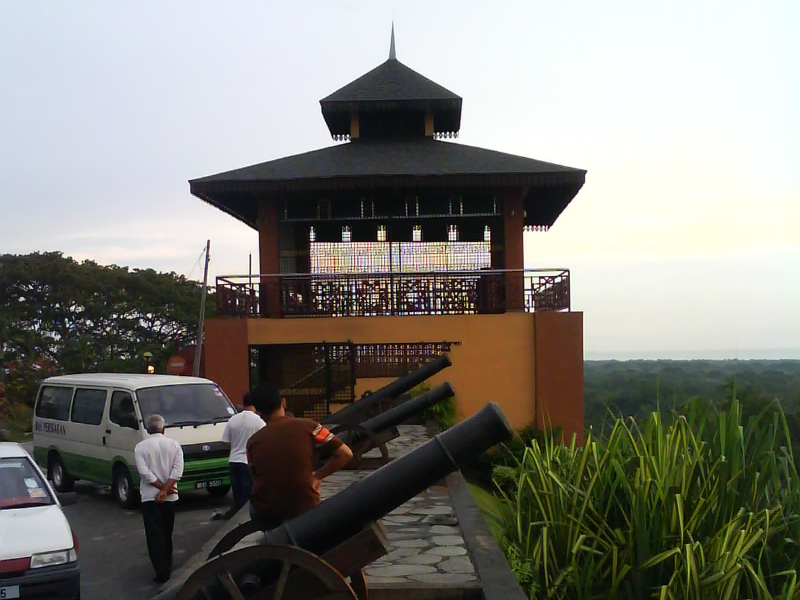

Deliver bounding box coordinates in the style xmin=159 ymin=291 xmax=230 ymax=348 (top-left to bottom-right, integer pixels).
xmin=410 ymin=382 xmax=458 ymax=432
xmin=489 ymin=397 xmax=800 ymax=599
xmin=464 ymin=422 xmax=563 ymax=490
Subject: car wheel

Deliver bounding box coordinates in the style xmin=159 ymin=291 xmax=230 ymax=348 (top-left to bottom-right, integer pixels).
xmin=50 ymin=454 xmax=75 ymax=493
xmin=113 ymin=466 xmax=140 ymax=509
xmin=207 ymin=485 xmax=231 ymax=498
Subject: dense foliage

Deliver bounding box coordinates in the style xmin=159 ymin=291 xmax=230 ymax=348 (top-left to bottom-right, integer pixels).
xmin=490 ymin=397 xmax=800 ymax=599
xmin=585 ymin=360 xmax=800 ymax=430
xmin=0 ymin=252 xmax=210 ymax=406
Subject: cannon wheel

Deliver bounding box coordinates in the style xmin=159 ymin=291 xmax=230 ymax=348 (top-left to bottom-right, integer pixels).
xmin=176 ymin=544 xmax=358 ymax=600
xmin=208 ymin=519 xmax=265 ymax=560
xmin=330 ymin=423 xmax=390 ymax=468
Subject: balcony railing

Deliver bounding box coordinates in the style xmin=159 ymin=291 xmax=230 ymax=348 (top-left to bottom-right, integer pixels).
xmin=215 ymin=268 xmax=570 ymax=319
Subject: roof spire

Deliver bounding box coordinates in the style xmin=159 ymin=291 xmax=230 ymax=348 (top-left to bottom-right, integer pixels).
xmin=389 ymin=22 xmax=397 ymax=60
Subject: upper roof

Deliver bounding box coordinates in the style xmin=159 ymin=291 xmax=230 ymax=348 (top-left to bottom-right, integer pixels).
xmin=321 ymin=59 xmax=461 ymax=105
xmin=319 ymin=28 xmax=462 ymax=136
xmin=41 ymin=374 xmax=215 ymax=391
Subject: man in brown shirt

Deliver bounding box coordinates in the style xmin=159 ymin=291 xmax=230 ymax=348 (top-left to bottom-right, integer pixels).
xmin=246 ymin=382 xmax=353 ymax=527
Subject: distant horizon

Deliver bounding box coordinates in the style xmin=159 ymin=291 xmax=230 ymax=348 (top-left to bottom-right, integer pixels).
xmin=586 ymin=348 xmax=800 ymax=361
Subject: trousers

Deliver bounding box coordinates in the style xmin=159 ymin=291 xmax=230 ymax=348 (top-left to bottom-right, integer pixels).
xmin=141 ymin=501 xmax=176 ymax=577
xmin=229 ymin=462 xmax=253 ymax=511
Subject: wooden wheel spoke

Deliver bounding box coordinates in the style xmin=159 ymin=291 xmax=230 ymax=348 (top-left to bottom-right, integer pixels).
xmin=217 ymin=570 xmax=246 ymax=600
xmin=272 ymin=560 xmax=291 ymax=600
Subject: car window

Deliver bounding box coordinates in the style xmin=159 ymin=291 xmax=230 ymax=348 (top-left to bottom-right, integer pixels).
xmin=71 ymin=388 xmax=108 ymax=425
xmin=35 ymin=386 xmax=74 ymax=421
xmin=0 ymin=456 xmax=54 ymax=509
xmin=109 ymin=391 xmax=139 ymax=430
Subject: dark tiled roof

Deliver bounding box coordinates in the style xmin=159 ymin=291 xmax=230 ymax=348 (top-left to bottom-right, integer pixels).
xmin=190 ymin=139 xmax=585 ymax=229
xmin=320 ymin=59 xmax=460 ymax=104
xmin=192 ymin=139 xmax=581 ymax=183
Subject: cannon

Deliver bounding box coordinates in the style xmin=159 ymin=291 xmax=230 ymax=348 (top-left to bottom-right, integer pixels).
xmin=328 ymin=381 xmax=455 ymax=468
xmin=322 ymin=354 xmax=452 ymax=425
xmin=158 ymin=402 xmax=513 ymax=600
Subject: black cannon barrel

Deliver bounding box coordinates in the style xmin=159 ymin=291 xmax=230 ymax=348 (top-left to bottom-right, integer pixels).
xmin=344 ymin=382 xmax=454 ymax=447
xmin=154 ymin=402 xmax=512 ymax=600
xmin=322 ymin=353 xmax=452 ymax=424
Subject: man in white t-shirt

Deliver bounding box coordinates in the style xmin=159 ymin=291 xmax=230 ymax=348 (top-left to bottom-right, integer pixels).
xmin=219 ymin=392 xmax=265 ymax=517
xmin=134 ymin=414 xmax=184 ymax=583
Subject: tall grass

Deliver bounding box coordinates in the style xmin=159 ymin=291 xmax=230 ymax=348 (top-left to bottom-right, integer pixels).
xmin=489 ymin=397 xmax=800 ymax=599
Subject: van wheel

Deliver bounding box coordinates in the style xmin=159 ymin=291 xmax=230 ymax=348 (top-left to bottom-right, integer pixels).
xmin=207 ymin=485 xmax=231 ymax=498
xmin=50 ymin=455 xmax=75 ymax=493
xmin=113 ymin=466 xmax=140 ymax=509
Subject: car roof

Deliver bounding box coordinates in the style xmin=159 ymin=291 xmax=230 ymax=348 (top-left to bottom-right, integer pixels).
xmin=0 ymin=442 xmax=31 ymax=459
xmin=40 ymin=373 xmax=216 ymax=391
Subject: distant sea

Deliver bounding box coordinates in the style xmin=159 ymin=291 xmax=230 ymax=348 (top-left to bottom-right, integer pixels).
xmin=585 ymin=349 xmax=800 ymax=361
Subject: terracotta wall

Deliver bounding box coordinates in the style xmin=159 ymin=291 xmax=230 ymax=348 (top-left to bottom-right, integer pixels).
xmin=533 ymin=312 xmax=584 ymax=442
xmin=204 ymin=319 xmax=250 ymax=407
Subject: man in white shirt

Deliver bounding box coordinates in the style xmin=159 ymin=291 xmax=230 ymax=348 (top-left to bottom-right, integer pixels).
xmin=218 ymin=392 xmax=265 ymax=518
xmin=134 ymin=414 xmax=184 ymax=583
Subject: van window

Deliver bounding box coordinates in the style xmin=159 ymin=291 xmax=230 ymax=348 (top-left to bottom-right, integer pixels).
xmin=71 ymin=389 xmax=108 ymax=426
xmin=35 ymin=386 xmax=74 ymax=421
xmin=109 ymin=391 xmax=139 ymax=430
xmin=137 ymin=384 xmax=234 ymax=428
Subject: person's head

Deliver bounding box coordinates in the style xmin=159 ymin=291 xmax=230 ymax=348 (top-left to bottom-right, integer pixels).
xmin=250 ymin=382 xmax=286 ymax=420
xmin=145 ymin=414 xmax=165 ymax=435
xmin=241 ymin=392 xmax=256 ymax=412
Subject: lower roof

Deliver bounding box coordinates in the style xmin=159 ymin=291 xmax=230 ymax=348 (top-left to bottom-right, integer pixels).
xmin=190 ymin=138 xmax=586 ymax=229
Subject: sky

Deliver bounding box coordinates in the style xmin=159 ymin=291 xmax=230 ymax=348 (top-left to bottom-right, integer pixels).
xmin=1 ymin=1 xmax=798 ymax=359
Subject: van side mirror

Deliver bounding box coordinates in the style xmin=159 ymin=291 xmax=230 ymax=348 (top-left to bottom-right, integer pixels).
xmin=58 ymin=491 xmax=78 ymax=506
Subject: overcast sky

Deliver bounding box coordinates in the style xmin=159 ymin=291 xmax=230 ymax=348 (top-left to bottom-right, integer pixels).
xmin=1 ymin=1 xmax=798 ymax=359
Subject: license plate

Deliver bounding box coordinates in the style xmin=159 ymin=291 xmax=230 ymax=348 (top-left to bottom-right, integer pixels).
xmin=0 ymin=585 xmax=20 ymax=599
xmin=196 ymin=480 xmax=223 ymax=489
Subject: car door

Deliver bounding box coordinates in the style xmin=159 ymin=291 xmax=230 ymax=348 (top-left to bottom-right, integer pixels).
xmin=68 ymin=387 xmax=112 ymax=483
xmin=104 ymin=390 xmax=142 ymax=478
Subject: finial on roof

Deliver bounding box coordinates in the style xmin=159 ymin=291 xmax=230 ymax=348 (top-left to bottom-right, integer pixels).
xmin=389 ymin=23 xmax=397 ymax=60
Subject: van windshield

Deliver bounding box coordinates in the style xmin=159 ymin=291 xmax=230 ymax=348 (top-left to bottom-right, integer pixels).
xmin=136 ymin=384 xmax=235 ymax=428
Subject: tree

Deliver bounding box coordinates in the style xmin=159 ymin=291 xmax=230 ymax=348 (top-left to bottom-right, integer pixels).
xmin=0 ymin=252 xmax=214 ymax=405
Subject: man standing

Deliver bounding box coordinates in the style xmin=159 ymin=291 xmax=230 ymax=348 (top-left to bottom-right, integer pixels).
xmin=217 ymin=392 xmax=265 ymax=518
xmin=134 ymin=414 xmax=183 ymax=583
xmin=246 ymin=383 xmax=353 ymax=527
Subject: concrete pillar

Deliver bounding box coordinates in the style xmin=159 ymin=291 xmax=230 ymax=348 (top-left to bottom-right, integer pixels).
xmin=258 ymin=200 xmax=282 ymax=318
xmin=503 ymin=189 xmax=526 ymax=311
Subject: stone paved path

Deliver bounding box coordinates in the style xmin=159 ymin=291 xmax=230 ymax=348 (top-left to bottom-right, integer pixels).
xmin=321 ymin=425 xmax=478 ymax=586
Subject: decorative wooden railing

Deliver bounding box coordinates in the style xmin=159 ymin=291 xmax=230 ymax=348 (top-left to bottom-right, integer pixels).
xmin=215 ymin=268 xmax=570 ymax=319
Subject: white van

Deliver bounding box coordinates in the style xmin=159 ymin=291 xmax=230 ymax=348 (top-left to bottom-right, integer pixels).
xmin=32 ymin=374 xmax=236 ymax=508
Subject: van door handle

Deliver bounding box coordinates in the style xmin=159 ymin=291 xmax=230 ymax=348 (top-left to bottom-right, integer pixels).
xmin=106 ymin=429 xmax=112 ymax=434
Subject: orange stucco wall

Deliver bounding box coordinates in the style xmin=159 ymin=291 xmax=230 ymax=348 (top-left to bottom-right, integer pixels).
xmin=204 ymin=319 xmax=250 ymax=407
xmin=202 ymin=312 xmax=584 ymax=438
xmin=245 ymin=313 xmax=538 ymax=429
xmin=533 ymin=312 xmax=584 ymax=442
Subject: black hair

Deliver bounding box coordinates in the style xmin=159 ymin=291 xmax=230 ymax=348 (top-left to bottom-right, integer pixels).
xmin=250 ymin=382 xmax=282 ymax=415
xmin=242 ymin=392 xmax=254 ymax=407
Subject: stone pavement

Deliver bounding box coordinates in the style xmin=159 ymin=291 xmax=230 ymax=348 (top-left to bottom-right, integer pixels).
xmin=321 ymin=425 xmax=478 ymax=586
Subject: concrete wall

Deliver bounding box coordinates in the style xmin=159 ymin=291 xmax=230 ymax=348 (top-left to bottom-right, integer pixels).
xmin=533 ymin=312 xmax=584 ymax=443
xmin=204 ymin=319 xmax=250 ymax=407
xmin=246 ymin=313 xmax=537 ymax=429
xmin=203 ymin=312 xmax=584 ymax=438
